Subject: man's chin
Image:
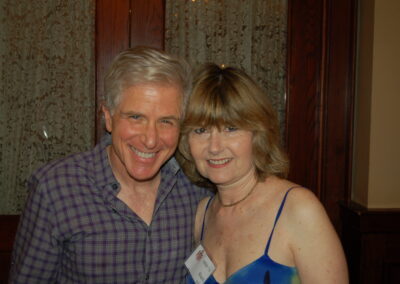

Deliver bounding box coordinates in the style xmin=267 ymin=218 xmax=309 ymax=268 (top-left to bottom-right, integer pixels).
xmin=128 ymin=169 xmax=161 ymax=183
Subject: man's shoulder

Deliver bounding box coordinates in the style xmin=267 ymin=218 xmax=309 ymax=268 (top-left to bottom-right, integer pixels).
xmin=31 ymin=147 xmax=97 ymax=186
xmin=32 ymin=135 xmax=110 ymax=182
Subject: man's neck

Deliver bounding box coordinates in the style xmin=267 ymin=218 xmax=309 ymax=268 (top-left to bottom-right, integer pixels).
xmin=106 ymin=145 xmax=161 ymax=225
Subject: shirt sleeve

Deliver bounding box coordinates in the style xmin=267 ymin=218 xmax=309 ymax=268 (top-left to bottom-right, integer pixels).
xmin=9 ymin=174 xmax=61 ymax=283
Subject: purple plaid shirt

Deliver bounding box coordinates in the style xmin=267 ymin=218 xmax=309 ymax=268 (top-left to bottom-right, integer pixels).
xmin=10 ymin=135 xmax=210 ymax=283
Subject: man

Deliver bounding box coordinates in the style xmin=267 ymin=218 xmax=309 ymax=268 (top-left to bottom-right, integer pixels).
xmin=10 ymin=47 xmax=209 ymax=283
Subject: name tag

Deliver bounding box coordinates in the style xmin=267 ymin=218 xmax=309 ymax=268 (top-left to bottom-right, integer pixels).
xmin=185 ymin=244 xmax=216 ymax=284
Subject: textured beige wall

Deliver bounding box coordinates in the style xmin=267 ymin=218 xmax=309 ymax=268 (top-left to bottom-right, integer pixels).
xmin=352 ymin=0 xmax=374 ymax=206
xmin=353 ymin=0 xmax=400 ymax=208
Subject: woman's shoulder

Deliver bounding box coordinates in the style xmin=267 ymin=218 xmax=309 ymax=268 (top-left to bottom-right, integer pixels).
xmin=274 ymin=181 xmax=349 ymax=282
xmin=194 ymin=196 xmax=214 ymax=242
xmin=266 ymin=177 xmax=326 ymax=222
xmin=272 ymin=180 xmax=334 ymax=238
xmin=285 ymin=186 xmax=325 ymax=216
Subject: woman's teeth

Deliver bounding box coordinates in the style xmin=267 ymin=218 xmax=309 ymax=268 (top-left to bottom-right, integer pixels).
xmin=208 ymin=158 xmax=231 ymax=165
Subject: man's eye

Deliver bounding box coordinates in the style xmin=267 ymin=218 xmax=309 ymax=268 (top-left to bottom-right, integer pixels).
xmin=161 ymin=119 xmax=174 ymax=125
xmin=226 ymin=126 xmax=238 ymax=132
xmin=129 ymin=114 xmax=141 ymax=120
xmin=193 ymin=127 xmax=207 ymax=134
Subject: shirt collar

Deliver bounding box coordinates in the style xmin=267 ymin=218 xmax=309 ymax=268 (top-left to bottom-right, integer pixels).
xmin=92 ymin=134 xmax=117 ymax=189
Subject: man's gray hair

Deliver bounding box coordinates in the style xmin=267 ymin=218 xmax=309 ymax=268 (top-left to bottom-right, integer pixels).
xmin=104 ymin=46 xmax=192 ymax=115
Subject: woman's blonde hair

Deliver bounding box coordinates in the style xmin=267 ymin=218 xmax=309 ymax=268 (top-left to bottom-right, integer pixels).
xmin=178 ymin=63 xmax=289 ymax=187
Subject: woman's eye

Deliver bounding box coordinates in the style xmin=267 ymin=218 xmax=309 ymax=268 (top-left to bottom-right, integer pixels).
xmin=226 ymin=126 xmax=238 ymax=132
xmin=193 ymin=127 xmax=207 ymax=134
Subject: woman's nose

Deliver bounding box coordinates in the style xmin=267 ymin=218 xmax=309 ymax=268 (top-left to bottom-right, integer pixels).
xmin=208 ymin=130 xmax=223 ymax=154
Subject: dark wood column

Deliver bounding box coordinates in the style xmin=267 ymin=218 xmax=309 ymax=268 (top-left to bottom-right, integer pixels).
xmin=95 ymin=0 xmax=165 ymax=142
xmin=286 ymin=0 xmax=358 ymax=232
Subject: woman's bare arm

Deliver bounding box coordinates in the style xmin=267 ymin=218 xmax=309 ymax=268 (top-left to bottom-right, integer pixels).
xmin=286 ymin=188 xmax=349 ymax=284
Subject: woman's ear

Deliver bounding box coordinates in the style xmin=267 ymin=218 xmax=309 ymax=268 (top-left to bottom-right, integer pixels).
xmin=102 ymin=105 xmax=113 ymax=133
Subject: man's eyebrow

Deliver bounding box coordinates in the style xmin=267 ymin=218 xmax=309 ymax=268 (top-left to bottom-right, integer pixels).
xmin=120 ymin=111 xmax=180 ymax=121
xmin=160 ymin=115 xmax=180 ymax=121
xmin=120 ymin=111 xmax=142 ymax=116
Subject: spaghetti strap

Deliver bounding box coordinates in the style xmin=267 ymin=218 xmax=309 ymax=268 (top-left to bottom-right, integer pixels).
xmin=200 ymin=196 xmax=214 ymax=241
xmin=265 ymin=186 xmax=301 ymax=254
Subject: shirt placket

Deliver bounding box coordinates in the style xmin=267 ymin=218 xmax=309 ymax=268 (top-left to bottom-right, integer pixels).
xmin=104 ymin=182 xmax=150 ymax=282
xmin=143 ymin=223 xmax=152 ymax=283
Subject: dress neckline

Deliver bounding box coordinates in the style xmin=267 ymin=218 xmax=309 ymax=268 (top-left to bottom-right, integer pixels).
xmin=199 ymin=186 xmax=301 ymax=283
xmin=209 ymin=252 xmax=297 ymax=283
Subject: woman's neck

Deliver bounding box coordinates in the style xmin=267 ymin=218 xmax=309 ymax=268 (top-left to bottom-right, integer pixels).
xmin=216 ymin=167 xmax=258 ymax=207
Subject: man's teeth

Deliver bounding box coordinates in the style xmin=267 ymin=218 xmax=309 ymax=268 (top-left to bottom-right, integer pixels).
xmin=132 ymin=147 xmax=155 ymax=158
xmin=208 ymin=158 xmax=231 ymax=165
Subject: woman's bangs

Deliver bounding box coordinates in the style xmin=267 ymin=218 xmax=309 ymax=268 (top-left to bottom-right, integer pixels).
xmin=185 ymin=97 xmax=224 ymax=129
xmin=187 ymin=94 xmax=249 ymax=130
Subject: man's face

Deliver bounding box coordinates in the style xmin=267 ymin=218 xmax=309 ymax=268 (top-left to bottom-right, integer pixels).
xmin=104 ymin=83 xmax=182 ymax=182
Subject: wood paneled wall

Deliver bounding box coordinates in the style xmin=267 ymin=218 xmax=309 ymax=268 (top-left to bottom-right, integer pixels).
xmin=341 ymin=202 xmax=400 ymax=284
xmin=0 ymin=215 xmax=19 ymax=283
xmin=286 ymin=0 xmax=357 ymax=232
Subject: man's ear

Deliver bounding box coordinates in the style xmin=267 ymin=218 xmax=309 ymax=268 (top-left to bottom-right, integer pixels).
xmin=102 ymin=105 xmax=113 ymax=133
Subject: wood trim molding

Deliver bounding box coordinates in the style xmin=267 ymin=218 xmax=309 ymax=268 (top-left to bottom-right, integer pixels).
xmin=341 ymin=202 xmax=400 ymax=233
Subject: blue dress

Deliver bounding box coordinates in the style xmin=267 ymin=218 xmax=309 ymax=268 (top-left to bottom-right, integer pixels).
xmin=187 ymin=187 xmax=301 ymax=284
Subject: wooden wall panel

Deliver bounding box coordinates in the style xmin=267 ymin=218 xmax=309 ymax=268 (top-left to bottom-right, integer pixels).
xmin=286 ymin=0 xmax=324 ymax=195
xmin=130 ymin=0 xmax=165 ymax=49
xmin=286 ymin=0 xmax=357 ymax=231
xmin=321 ymin=0 xmax=357 ymax=231
xmin=95 ymin=0 xmax=131 ymax=142
xmin=95 ymin=0 xmax=165 ymax=142
xmin=341 ymin=202 xmax=400 ymax=284
xmin=0 ymin=215 xmax=19 ymax=283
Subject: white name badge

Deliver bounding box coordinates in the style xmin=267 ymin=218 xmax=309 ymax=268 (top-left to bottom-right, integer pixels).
xmin=185 ymin=244 xmax=216 ymax=284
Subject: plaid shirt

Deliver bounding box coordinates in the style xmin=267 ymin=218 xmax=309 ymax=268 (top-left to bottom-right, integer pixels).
xmin=10 ymin=135 xmax=209 ymax=283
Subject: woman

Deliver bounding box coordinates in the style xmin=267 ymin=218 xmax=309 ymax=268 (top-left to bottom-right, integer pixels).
xmin=178 ymin=63 xmax=348 ymax=283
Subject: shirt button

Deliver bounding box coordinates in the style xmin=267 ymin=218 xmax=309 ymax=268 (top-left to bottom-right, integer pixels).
xmin=112 ymin=183 xmax=118 ymax=190
xmin=145 ymin=274 xmax=150 ymax=280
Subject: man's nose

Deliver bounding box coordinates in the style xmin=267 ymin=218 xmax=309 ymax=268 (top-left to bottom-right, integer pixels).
xmin=142 ymin=122 xmax=159 ymax=149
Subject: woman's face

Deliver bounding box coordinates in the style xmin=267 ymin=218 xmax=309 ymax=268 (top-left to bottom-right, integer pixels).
xmin=188 ymin=126 xmax=254 ymax=186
